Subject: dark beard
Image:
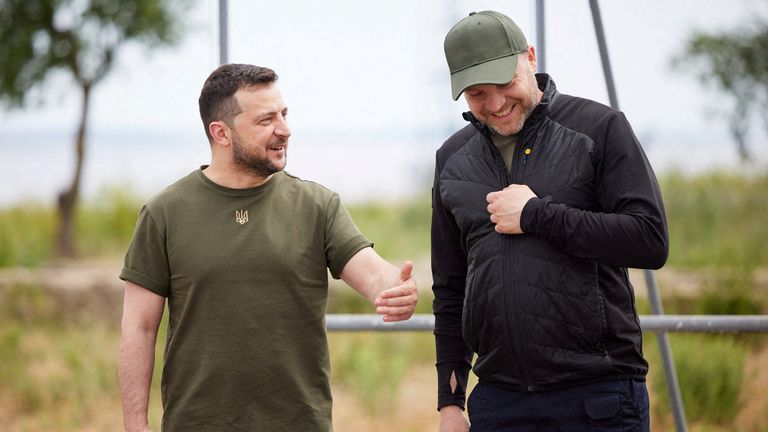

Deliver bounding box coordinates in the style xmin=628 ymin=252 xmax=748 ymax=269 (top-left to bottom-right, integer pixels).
xmin=231 ymin=133 xmax=286 ymax=178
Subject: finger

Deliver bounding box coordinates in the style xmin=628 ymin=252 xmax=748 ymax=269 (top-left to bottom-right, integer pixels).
xmin=399 ymin=260 xmax=413 ymax=281
xmin=379 ymin=283 xmax=416 ymax=299
xmin=485 ymin=189 xmax=506 ymax=203
xmin=490 ymin=214 xmax=498 ymax=224
xmin=382 ymin=313 xmax=414 ymax=322
xmin=377 ymin=305 xmax=415 ymax=316
xmin=376 ymin=294 xmax=418 ymax=307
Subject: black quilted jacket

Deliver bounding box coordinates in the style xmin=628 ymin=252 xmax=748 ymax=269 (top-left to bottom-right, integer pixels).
xmin=431 ymin=74 xmax=668 ymax=410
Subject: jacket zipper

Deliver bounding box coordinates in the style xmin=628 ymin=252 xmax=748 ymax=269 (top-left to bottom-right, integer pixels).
xmin=489 ymin=136 xmax=535 ymax=392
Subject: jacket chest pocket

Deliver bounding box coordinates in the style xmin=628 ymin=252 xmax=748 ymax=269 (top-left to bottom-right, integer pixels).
xmin=525 ymin=148 xmax=598 ymax=211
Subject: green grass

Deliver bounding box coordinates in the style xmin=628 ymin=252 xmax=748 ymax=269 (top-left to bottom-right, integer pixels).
xmin=2 ymin=170 xmax=767 ymax=270
xmin=645 ymin=334 xmax=748 ymax=426
xmin=0 ymin=187 xmax=142 ymax=267
xmin=347 ymin=194 xmax=431 ymax=261
xmin=330 ymin=332 xmax=416 ymax=411
xmin=661 ymin=170 xmax=768 ymax=270
xmin=0 ymin=203 xmax=56 ymax=267
xmin=0 ymin=284 xmax=121 ymax=429
xmin=0 ymin=171 xmax=766 ymax=429
xmin=1 ymin=171 xmax=767 ymax=271
xmin=75 ymin=186 xmax=144 ymax=257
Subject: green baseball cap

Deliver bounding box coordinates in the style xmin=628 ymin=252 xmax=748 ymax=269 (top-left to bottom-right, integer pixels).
xmin=444 ymin=11 xmax=528 ymax=100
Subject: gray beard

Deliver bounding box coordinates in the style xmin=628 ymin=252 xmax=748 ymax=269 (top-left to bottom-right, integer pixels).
xmin=487 ymin=100 xmax=537 ymax=137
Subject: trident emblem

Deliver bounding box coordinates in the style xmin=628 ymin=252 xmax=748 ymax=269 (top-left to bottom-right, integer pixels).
xmin=235 ymin=209 xmax=249 ymax=225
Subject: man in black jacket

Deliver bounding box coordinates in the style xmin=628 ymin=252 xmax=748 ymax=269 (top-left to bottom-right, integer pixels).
xmin=432 ymin=11 xmax=668 ymax=432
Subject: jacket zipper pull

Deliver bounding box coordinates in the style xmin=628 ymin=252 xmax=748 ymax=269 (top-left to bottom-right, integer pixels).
xmin=523 ymin=147 xmax=531 ymax=166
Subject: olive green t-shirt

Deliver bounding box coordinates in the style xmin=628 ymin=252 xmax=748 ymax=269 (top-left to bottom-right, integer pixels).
xmin=120 ymin=169 xmax=371 ymax=432
xmin=489 ymin=128 xmax=518 ymax=174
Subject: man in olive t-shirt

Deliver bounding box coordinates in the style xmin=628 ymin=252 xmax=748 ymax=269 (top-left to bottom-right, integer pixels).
xmin=118 ymin=64 xmax=419 ymax=432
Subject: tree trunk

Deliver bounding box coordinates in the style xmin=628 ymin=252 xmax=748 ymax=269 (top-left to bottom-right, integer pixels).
xmin=56 ymin=82 xmax=91 ymax=258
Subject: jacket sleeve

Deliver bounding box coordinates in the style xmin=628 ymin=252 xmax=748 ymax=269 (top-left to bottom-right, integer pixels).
xmin=520 ymin=111 xmax=668 ymax=269
xmin=431 ymin=153 xmax=474 ymax=411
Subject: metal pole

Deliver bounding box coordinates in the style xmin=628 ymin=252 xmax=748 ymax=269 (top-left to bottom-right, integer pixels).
xmin=639 ymin=315 xmax=768 ymax=332
xmin=645 ymin=270 xmax=689 ymax=432
xmin=326 ymin=314 xmax=768 ymax=332
xmin=588 ymin=1 xmax=687 ymax=430
xmin=535 ymin=0 xmax=546 ymax=73
xmin=218 ymin=0 xmax=229 ymax=65
xmin=588 ymin=0 xmax=618 ymax=109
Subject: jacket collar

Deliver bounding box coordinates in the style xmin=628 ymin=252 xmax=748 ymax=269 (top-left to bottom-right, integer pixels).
xmin=463 ymin=73 xmax=559 ymax=137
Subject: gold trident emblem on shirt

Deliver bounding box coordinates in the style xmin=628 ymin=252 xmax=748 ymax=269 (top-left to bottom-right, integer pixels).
xmin=235 ymin=209 xmax=249 ymax=225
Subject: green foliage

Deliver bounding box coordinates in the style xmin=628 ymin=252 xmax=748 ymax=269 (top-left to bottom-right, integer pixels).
xmin=695 ymin=269 xmax=764 ymax=315
xmin=672 ymin=13 xmax=768 ymax=161
xmin=647 ymin=334 xmax=747 ymax=425
xmin=329 ymin=332 xmax=434 ymax=412
xmin=661 ymin=170 xmax=768 ymax=270
xmin=75 ymin=186 xmax=143 ymax=256
xmin=347 ymin=195 xmax=431 ymax=261
xmin=0 ymin=186 xmax=142 ymax=268
xmin=3 ymin=169 xmax=767 ymax=275
xmin=0 ymin=0 xmax=187 ymax=106
xmin=0 ymin=294 xmax=110 ymax=421
xmin=0 ymin=203 xmax=57 ymax=267
xmin=0 ymin=283 xmax=167 ymax=430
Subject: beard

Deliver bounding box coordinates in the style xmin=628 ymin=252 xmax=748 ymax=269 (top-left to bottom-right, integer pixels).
xmin=231 ymin=131 xmax=286 ymax=178
xmin=489 ymin=114 xmax=528 ymax=137
xmin=487 ymin=71 xmax=539 ymax=136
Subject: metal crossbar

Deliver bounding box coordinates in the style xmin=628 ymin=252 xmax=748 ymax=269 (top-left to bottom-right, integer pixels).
xmin=326 ymin=314 xmax=768 ymax=333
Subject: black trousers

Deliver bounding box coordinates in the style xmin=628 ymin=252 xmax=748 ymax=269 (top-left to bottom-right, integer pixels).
xmin=467 ymin=379 xmax=650 ymax=432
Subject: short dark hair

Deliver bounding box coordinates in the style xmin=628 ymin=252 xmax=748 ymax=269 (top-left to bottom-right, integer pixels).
xmin=198 ymin=64 xmax=278 ymax=141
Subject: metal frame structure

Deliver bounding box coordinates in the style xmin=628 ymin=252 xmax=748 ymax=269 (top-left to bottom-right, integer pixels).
xmin=326 ymin=314 xmax=768 ymax=333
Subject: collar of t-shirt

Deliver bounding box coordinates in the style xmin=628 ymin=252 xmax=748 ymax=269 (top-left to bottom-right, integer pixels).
xmin=489 ymin=128 xmax=519 ymax=174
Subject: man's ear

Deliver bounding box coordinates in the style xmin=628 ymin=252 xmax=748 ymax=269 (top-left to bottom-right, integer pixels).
xmin=527 ymin=45 xmax=537 ymax=73
xmin=209 ymin=121 xmax=231 ymax=147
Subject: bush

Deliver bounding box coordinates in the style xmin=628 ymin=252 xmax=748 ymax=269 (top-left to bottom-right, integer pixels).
xmin=76 ymin=186 xmax=143 ymax=256
xmin=0 ymin=203 xmax=56 ymax=267
xmin=660 ymin=171 xmax=768 ymax=270
xmin=648 ymin=334 xmax=746 ymax=425
xmin=347 ymin=195 xmax=431 ymax=261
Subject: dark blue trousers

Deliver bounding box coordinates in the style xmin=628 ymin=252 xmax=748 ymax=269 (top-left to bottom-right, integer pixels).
xmin=467 ymin=379 xmax=650 ymax=432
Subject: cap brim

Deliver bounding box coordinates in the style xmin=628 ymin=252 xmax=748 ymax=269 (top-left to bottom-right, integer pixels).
xmin=450 ymin=55 xmax=519 ymax=100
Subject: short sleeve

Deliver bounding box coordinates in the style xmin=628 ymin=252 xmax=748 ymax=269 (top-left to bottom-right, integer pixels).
xmin=119 ymin=206 xmax=171 ymax=297
xmin=324 ymin=194 xmax=372 ymax=279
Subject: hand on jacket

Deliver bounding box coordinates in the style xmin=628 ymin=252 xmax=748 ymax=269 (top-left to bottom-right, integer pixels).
xmin=487 ymin=184 xmax=537 ymax=234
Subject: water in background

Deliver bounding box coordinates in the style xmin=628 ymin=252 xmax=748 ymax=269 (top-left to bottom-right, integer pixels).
xmin=0 ymin=124 xmax=764 ymax=207
xmin=0 ymin=127 xmax=440 ymax=206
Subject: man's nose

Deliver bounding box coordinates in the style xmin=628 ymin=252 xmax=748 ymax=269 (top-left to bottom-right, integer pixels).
xmin=274 ymin=115 xmax=291 ymax=138
xmin=486 ymin=90 xmax=506 ymax=113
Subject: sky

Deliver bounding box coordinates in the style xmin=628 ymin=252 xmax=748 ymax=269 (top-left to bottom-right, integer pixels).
xmin=1 ymin=0 xmax=766 ymax=206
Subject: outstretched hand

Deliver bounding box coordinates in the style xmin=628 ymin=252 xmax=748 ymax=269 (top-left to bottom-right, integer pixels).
xmin=374 ymin=261 xmax=418 ymax=322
